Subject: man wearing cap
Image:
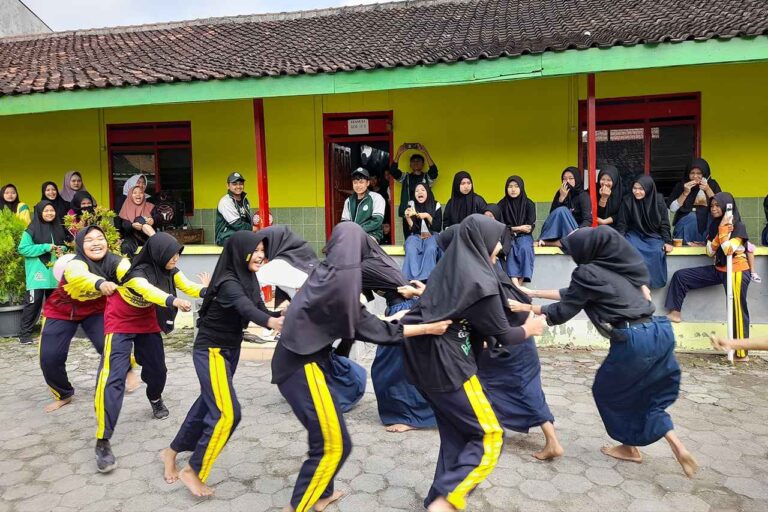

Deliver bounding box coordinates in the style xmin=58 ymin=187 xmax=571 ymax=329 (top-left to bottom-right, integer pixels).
xmin=390 ymin=143 xmax=438 ymax=239
xmin=215 ymin=172 xmax=252 ymax=246
xmin=341 ymin=167 xmax=386 ymax=242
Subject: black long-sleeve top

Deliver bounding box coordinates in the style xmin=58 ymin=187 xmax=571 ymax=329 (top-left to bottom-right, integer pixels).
xmin=615 ymin=202 xmax=673 ymax=244
xmin=550 ymin=191 xmax=593 ymax=228
xmin=195 ymin=280 xmax=280 ymax=350
xmin=541 ymin=265 xmax=655 ymax=339
xmin=271 ymin=306 xmax=405 ymax=384
xmin=401 ymin=295 xmax=526 ymax=393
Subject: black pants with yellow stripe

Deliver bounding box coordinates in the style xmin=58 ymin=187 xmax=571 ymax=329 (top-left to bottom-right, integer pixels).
xmin=422 ymin=375 xmax=504 ymax=511
xmin=278 ymin=362 xmax=352 ymax=512
xmin=94 ymin=332 xmax=166 ymax=440
xmin=39 ymin=315 xmax=105 ymax=401
xmin=170 ymin=347 xmax=242 ymax=483
xmin=665 ymin=265 xmax=751 ymax=357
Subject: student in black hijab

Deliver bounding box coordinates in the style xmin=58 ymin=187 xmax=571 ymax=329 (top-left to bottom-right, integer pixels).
xmin=364 ymin=235 xmax=437 ymax=432
xmin=616 ymin=175 xmax=673 ymax=288
xmin=17 ymin=200 xmax=72 ymax=344
xmin=68 ymin=190 xmax=97 ymax=219
xmin=498 ymin=175 xmax=536 ymax=285
xmin=162 ymin=232 xmax=282 ymax=497
xmin=596 ymin=165 xmax=623 ymax=226
xmin=667 ymin=158 xmax=720 ymax=245
xmin=763 ymin=194 xmax=768 ymax=246
xmin=512 ymin=226 xmax=698 ymax=478
xmin=665 ymin=192 xmax=751 ymax=360
xmin=254 ymin=225 xmax=319 ymax=302
xmin=400 ymin=214 xmax=542 ymax=511
xmin=433 ymin=216 xmax=559 ymax=462
xmin=1 ymin=183 xmax=31 ymax=225
xmin=272 ymin=223 xmax=450 ymax=512
xmin=41 ymin=181 xmax=70 ymax=224
xmin=94 ymin=233 xmax=208 ymax=473
xmin=538 ymin=167 xmax=592 ymax=246
xmin=442 ymin=171 xmax=487 ymax=228
xmin=403 ymin=182 xmax=442 ymax=281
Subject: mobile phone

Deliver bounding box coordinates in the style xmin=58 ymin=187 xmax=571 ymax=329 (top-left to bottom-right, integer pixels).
xmin=404 ymin=143 xmax=420 ymax=150
xmin=726 ymin=203 xmax=733 ymax=213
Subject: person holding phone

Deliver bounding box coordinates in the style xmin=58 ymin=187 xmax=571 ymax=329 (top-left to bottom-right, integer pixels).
xmin=402 ymin=182 xmax=442 ymax=281
xmin=538 ymin=167 xmax=592 ymax=247
xmin=665 ymin=193 xmax=751 ymax=361
xmin=666 ymin=158 xmax=720 ymax=245
xmin=390 ymin=143 xmax=439 ymax=239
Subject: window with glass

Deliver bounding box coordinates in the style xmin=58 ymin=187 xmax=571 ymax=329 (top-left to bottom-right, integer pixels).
xmin=107 ymin=122 xmax=194 ymax=214
xmin=578 ymin=93 xmax=700 ymax=198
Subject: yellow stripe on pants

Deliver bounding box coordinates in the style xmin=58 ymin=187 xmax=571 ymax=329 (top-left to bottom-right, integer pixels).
xmin=296 ymin=363 xmax=344 ymax=512
xmin=446 ymin=375 xmax=504 ymax=511
xmin=94 ymin=334 xmax=113 ymax=439
xmin=732 ymin=272 xmax=747 ymax=359
xmin=198 ymin=348 xmax=235 ymax=483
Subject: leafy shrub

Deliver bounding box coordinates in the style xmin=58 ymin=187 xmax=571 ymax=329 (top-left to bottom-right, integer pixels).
xmin=63 ymin=206 xmax=123 ymax=255
xmin=0 ymin=209 xmax=27 ymax=305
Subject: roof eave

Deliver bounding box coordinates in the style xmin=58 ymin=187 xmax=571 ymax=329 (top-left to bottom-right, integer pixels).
xmin=1 ymin=36 xmax=767 ymax=117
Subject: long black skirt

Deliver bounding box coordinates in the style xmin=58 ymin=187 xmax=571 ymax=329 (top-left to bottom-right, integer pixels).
xmin=592 ymin=317 xmax=680 ymax=446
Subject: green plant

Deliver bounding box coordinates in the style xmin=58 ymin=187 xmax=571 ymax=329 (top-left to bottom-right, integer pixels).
xmin=63 ymin=206 xmax=123 ymax=255
xmin=0 ymin=209 xmax=27 ymax=305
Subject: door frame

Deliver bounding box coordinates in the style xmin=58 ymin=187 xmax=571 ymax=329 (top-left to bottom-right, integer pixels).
xmin=322 ymin=110 xmax=394 ymax=240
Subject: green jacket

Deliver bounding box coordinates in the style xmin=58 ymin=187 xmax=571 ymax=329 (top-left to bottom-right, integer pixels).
xmin=215 ymin=191 xmax=252 ymax=246
xmin=341 ymin=191 xmax=386 ymax=241
xmin=17 ymin=231 xmax=60 ymax=290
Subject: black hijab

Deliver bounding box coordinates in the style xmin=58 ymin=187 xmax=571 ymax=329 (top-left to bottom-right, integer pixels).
xmin=707 ymin=193 xmax=749 ymax=268
xmin=413 ymin=182 xmax=438 ymax=216
xmin=436 ymin=225 xmax=458 ymax=252
xmin=483 ymin=204 xmax=502 ymax=221
xmin=443 ymin=171 xmax=487 ymax=227
xmin=26 ymin=201 xmax=71 ymax=265
xmin=279 ymin=222 xmax=368 ymax=355
xmin=1 ymin=184 xmax=20 ymax=213
xmin=624 ymin=175 xmax=664 ymax=237
xmin=0 ymin=183 xmax=20 ymax=213
xmin=561 ymin=226 xmax=649 ymax=288
xmin=199 ymin=231 xmax=260 ymax=319
xmin=361 ymin=235 xmax=408 ymax=290
xmin=550 ymin=167 xmax=584 ymax=211
xmin=71 ymin=190 xmax=96 ymax=216
xmin=498 ymin=176 xmax=534 ymax=227
xmin=418 ymin=214 xmax=505 ymax=322
xmin=73 ymin=226 xmax=123 ymax=282
xmin=667 ymin=158 xmax=721 ymax=227
xmin=41 ymin=181 xmax=69 ymax=220
xmin=597 ymin=166 xmax=623 ymax=220
xmin=254 ymin=225 xmax=318 ymax=274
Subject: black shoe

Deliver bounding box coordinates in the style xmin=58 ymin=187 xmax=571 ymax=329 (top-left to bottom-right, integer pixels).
xmin=19 ymin=337 xmax=33 ymax=345
xmin=151 ymin=399 xmax=169 ymax=420
xmin=95 ymin=439 xmax=116 ymax=473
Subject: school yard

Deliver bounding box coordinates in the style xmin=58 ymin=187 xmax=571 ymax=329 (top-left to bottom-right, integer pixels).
xmin=1 ymin=335 xmax=767 ymax=512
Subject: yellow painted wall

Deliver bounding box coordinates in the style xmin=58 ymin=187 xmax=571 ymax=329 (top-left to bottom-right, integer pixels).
xmin=1 ymin=61 xmax=766 ymax=210
xmin=1 ymin=100 xmax=257 ymax=209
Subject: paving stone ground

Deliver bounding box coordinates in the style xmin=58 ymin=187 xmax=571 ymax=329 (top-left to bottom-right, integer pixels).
xmin=1 ymin=336 xmax=768 ymax=511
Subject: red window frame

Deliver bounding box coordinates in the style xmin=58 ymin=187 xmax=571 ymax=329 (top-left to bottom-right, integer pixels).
xmin=106 ymin=121 xmax=194 ymax=212
xmin=577 ymin=92 xmax=701 ymax=175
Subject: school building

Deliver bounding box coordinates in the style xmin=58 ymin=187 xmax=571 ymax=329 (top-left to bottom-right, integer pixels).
xmin=2 ymin=0 xmax=767 ymax=346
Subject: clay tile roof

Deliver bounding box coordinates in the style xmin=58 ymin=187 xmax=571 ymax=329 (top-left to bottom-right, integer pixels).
xmin=1 ymin=0 xmax=767 ymax=97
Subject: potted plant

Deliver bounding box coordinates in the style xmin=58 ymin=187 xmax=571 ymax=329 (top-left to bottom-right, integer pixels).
xmin=0 ymin=209 xmax=27 ymax=336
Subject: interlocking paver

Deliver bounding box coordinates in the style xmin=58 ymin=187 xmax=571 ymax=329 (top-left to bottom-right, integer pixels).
xmin=1 ymin=338 xmax=767 ymax=511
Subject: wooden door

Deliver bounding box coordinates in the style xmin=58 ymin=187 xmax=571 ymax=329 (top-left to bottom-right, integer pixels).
xmin=329 ymin=143 xmax=352 ymax=230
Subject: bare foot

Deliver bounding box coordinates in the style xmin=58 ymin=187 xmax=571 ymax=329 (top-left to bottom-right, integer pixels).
xmin=733 ymin=355 xmax=750 ymax=362
xmin=601 ymin=444 xmax=643 ymax=463
xmin=314 ymin=490 xmax=345 ymax=511
xmin=126 ymin=369 xmax=141 ymax=393
xmin=178 ymin=465 xmax=214 ymax=497
xmin=385 ymin=424 xmax=416 ymax=433
xmin=674 ymin=449 xmax=699 ymax=478
xmin=533 ymin=440 xmax=564 ymax=460
xmin=428 ymin=496 xmax=457 ymax=512
xmin=666 ymin=311 xmax=682 ymax=323
xmin=159 ymin=448 xmax=179 ymax=483
xmin=45 ymin=396 xmax=73 ymax=413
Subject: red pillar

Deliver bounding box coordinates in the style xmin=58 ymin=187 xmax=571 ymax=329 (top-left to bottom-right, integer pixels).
xmin=587 ymin=74 xmax=598 ymax=227
xmin=253 ymin=98 xmax=270 ymax=229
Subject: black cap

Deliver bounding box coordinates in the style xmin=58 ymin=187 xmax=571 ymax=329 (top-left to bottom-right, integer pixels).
xmin=227 ymin=172 xmax=245 ymax=184
xmin=410 ymin=153 xmax=425 ymax=162
xmin=351 ymin=167 xmax=370 ymax=179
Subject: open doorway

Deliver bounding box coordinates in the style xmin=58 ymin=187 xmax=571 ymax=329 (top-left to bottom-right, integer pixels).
xmin=323 ymin=111 xmax=394 ymax=244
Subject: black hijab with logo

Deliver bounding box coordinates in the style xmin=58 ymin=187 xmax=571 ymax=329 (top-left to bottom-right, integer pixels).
xmin=73 ymin=226 xmax=122 ymax=281
xmin=26 ymin=200 xmax=71 ymax=265
xmin=279 ymin=223 xmax=368 ymax=355
xmin=442 ymin=171 xmax=487 ymax=228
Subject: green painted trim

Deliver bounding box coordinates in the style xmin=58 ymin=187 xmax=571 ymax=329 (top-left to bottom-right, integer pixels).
xmin=1 ymin=36 xmax=767 ymax=116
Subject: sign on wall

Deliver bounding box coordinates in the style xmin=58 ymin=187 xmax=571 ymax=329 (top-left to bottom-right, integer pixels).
xmin=347 ymin=118 xmax=370 ymax=135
